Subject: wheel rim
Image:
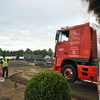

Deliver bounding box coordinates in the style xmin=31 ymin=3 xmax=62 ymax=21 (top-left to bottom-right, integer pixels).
xmin=64 ymin=68 xmax=73 ymax=79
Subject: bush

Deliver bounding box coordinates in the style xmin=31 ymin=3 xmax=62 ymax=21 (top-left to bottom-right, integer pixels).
xmin=24 ymin=70 xmax=71 ymax=100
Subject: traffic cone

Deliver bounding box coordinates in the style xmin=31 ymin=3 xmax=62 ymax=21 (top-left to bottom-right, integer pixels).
xmin=13 ymin=80 xmax=17 ymax=89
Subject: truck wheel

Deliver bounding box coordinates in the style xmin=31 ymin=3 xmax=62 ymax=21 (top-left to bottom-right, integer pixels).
xmin=62 ymin=64 xmax=77 ymax=83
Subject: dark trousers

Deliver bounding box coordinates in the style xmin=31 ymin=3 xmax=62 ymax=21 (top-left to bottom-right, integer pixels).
xmin=2 ymin=67 xmax=8 ymax=77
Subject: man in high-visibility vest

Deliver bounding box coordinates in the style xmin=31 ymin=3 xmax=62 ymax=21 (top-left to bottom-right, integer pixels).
xmin=0 ymin=56 xmax=14 ymax=78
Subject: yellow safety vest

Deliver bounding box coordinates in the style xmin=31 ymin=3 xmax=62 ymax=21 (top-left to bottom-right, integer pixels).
xmin=2 ymin=59 xmax=8 ymax=67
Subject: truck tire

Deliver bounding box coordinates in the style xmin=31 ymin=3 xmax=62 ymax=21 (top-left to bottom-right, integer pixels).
xmin=62 ymin=64 xmax=77 ymax=83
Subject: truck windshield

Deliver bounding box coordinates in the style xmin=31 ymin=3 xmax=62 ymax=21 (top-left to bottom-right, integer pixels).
xmin=58 ymin=31 xmax=69 ymax=43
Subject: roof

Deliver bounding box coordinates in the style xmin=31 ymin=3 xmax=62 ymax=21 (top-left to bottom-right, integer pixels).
xmin=23 ymin=54 xmax=43 ymax=59
xmin=44 ymin=55 xmax=50 ymax=59
xmin=59 ymin=22 xmax=90 ymax=32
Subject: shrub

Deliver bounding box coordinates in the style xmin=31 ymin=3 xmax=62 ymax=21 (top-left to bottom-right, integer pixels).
xmin=24 ymin=70 xmax=71 ymax=100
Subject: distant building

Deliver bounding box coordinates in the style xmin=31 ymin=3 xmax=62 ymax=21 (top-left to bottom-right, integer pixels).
xmin=0 ymin=56 xmax=24 ymax=60
xmin=23 ymin=54 xmax=43 ymax=59
xmin=19 ymin=56 xmax=24 ymax=59
xmin=44 ymin=55 xmax=50 ymax=59
xmin=0 ymin=56 xmax=16 ymax=60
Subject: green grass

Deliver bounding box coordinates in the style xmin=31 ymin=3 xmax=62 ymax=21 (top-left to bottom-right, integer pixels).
xmin=30 ymin=63 xmax=35 ymax=66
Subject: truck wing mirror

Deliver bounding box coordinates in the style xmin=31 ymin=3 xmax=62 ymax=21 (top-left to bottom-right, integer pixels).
xmin=58 ymin=42 xmax=60 ymax=45
xmin=55 ymin=34 xmax=59 ymax=40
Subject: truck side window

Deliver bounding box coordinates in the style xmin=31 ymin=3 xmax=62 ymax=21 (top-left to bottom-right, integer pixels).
xmin=58 ymin=32 xmax=62 ymax=43
xmin=58 ymin=31 xmax=69 ymax=43
xmin=59 ymin=31 xmax=69 ymax=43
xmin=62 ymin=31 xmax=69 ymax=42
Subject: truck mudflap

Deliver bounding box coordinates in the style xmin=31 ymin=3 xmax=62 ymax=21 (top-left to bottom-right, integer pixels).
xmin=77 ymin=65 xmax=97 ymax=82
xmin=53 ymin=66 xmax=61 ymax=73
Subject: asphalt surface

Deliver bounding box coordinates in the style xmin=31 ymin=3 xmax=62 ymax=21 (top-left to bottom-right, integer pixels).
xmin=70 ymin=81 xmax=98 ymax=100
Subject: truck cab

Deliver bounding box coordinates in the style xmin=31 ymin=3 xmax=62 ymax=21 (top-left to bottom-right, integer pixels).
xmin=54 ymin=23 xmax=98 ymax=83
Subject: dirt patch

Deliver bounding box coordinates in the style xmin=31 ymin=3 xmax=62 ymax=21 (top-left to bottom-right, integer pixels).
xmin=0 ymin=79 xmax=25 ymax=100
xmin=8 ymin=66 xmax=54 ymax=84
xmin=9 ymin=73 xmax=28 ymax=85
xmin=8 ymin=60 xmax=33 ymax=67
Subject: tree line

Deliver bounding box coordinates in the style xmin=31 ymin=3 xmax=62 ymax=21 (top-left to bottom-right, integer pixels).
xmin=0 ymin=48 xmax=53 ymax=57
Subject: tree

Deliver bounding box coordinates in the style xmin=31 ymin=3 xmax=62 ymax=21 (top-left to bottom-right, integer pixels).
xmin=0 ymin=48 xmax=53 ymax=57
xmin=19 ymin=49 xmax=24 ymax=56
xmin=2 ymin=50 xmax=6 ymax=56
xmin=5 ymin=50 xmax=11 ymax=56
xmin=48 ymin=48 xmax=53 ymax=56
xmin=34 ymin=50 xmax=39 ymax=55
xmin=25 ymin=48 xmax=34 ymax=54
xmin=34 ymin=49 xmax=48 ymax=57
xmin=41 ymin=49 xmax=48 ymax=57
xmin=0 ymin=48 xmax=2 ymax=56
xmin=17 ymin=49 xmax=24 ymax=56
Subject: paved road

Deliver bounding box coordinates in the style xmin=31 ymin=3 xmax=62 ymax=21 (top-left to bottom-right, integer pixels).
xmin=70 ymin=81 xmax=98 ymax=100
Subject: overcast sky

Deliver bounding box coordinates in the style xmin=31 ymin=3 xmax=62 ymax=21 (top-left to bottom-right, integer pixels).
xmin=0 ymin=0 xmax=97 ymax=52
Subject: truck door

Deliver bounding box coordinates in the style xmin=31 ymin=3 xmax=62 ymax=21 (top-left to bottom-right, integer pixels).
xmin=68 ymin=29 xmax=80 ymax=56
xmin=56 ymin=31 xmax=69 ymax=57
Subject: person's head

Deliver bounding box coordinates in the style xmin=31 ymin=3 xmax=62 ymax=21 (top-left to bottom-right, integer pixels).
xmin=3 ymin=56 xmax=5 ymax=59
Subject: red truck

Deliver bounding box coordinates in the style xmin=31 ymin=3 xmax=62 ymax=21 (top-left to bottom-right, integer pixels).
xmin=54 ymin=22 xmax=100 ymax=83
